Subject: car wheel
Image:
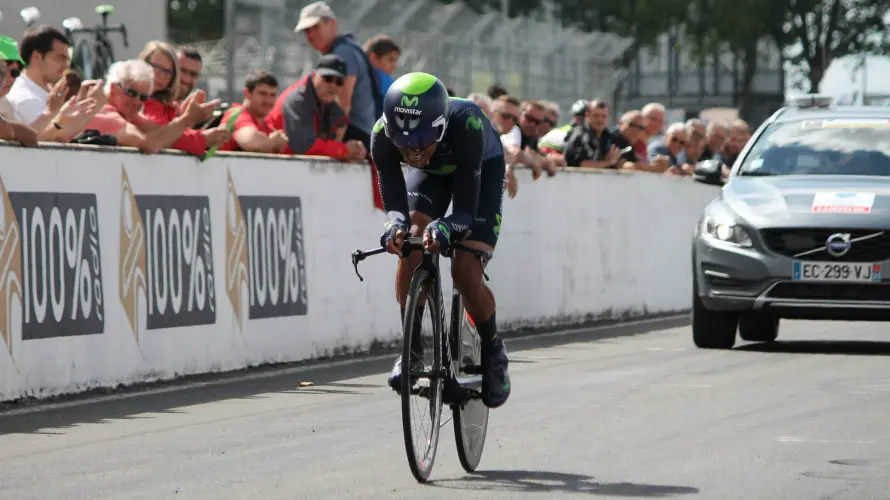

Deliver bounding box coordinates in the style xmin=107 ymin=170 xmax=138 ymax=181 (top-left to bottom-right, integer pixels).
xmin=692 ymin=285 xmax=738 ymax=349
xmin=738 ymin=313 xmax=780 ymax=343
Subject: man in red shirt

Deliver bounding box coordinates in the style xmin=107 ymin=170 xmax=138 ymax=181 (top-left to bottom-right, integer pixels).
xmin=218 ymin=69 xmax=288 ymax=153
xmin=266 ymin=54 xmax=365 ymax=160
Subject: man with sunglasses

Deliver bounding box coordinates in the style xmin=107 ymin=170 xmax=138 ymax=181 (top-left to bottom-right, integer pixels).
xmin=83 ymin=59 xmax=216 ymax=153
xmin=266 ymin=54 xmax=365 ymax=161
xmin=372 ymin=71 xmax=511 ymax=410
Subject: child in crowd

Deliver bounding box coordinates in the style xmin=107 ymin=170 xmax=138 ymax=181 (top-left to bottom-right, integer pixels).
xmin=363 ymin=35 xmax=400 ymax=109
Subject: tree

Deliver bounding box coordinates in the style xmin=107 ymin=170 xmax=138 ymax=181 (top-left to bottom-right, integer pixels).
xmin=167 ymin=0 xmax=225 ymax=43
xmin=783 ymin=0 xmax=890 ymax=92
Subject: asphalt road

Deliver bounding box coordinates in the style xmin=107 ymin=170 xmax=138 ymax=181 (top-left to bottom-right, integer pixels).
xmin=2 ymin=317 xmax=890 ymax=499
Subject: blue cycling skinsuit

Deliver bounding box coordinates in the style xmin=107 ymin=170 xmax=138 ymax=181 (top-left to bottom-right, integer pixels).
xmin=370 ymin=77 xmax=511 ymax=409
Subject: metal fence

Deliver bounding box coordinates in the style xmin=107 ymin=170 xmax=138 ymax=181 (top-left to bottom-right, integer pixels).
xmin=195 ymin=0 xmax=633 ymax=119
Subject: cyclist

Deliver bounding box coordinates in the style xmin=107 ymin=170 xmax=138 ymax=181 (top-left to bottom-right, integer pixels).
xmin=371 ymin=72 xmax=511 ymax=409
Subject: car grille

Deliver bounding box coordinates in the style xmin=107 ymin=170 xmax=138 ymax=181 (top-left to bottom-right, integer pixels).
xmin=768 ymin=282 xmax=890 ymax=302
xmin=761 ymin=228 xmax=890 ymax=262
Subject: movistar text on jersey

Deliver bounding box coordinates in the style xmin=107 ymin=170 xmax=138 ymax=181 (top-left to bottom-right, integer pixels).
xmin=394 ymin=107 xmax=422 ymax=115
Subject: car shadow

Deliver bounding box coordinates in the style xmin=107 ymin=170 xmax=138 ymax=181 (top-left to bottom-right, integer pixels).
xmin=429 ymin=469 xmax=699 ymax=496
xmin=737 ymin=340 xmax=890 ymax=356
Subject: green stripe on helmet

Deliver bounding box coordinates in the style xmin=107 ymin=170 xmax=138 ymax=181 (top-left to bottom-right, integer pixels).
xmin=394 ymin=72 xmax=438 ymax=95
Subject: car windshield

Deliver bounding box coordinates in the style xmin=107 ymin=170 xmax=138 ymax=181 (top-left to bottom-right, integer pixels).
xmin=737 ymin=117 xmax=890 ymax=177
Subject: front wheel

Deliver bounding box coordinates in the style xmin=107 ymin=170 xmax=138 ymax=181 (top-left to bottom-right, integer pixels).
xmin=691 ymin=279 xmax=738 ymax=349
xmin=401 ymin=268 xmax=443 ymax=483
xmin=451 ymin=292 xmax=489 ymax=472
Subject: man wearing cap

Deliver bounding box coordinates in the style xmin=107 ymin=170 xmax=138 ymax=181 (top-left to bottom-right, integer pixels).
xmin=537 ymin=99 xmax=589 ymax=160
xmin=294 ymin=1 xmax=380 ymax=152
xmin=0 ymin=36 xmax=37 ymax=146
xmin=267 ymin=54 xmax=365 ymax=161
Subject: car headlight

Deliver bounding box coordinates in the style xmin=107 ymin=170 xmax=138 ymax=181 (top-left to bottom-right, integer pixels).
xmin=702 ymin=215 xmax=753 ymax=247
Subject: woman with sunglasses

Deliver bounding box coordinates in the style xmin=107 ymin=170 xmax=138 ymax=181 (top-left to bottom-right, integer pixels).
xmin=372 ymin=71 xmax=511 ymax=410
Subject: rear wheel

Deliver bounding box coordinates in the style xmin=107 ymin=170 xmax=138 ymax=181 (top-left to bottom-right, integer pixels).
xmin=739 ymin=313 xmax=780 ymax=342
xmin=451 ymin=292 xmax=489 ymax=472
xmin=692 ymin=279 xmax=738 ymax=349
xmin=401 ymin=268 xmax=443 ymax=483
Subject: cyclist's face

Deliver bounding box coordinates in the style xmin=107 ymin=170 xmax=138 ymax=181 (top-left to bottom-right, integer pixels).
xmin=400 ymin=142 xmax=437 ymax=167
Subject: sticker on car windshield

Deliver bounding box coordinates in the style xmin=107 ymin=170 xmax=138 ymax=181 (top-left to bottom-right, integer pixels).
xmin=812 ymin=192 xmax=876 ymax=214
xmin=803 ymin=118 xmax=890 ymax=129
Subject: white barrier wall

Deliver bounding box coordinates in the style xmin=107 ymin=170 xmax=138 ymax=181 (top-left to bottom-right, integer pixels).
xmin=0 ymin=143 xmax=718 ymax=401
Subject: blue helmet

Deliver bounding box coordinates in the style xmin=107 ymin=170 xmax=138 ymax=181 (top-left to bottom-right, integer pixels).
xmin=382 ymin=72 xmax=450 ymax=150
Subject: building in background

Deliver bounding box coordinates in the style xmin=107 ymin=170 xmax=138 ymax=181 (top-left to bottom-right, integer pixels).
xmin=0 ymin=0 xmax=164 ymax=60
xmin=617 ymin=31 xmax=785 ymax=128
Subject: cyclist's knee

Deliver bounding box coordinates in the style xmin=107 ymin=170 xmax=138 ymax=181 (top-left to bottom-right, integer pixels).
xmin=451 ymin=241 xmax=491 ymax=292
xmin=409 ymin=210 xmax=433 ymax=235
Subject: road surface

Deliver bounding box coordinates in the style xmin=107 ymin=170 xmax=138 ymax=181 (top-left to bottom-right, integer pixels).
xmin=2 ymin=317 xmax=890 ymax=499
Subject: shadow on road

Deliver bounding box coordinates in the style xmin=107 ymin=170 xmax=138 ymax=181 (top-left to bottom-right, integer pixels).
xmin=0 ymin=315 xmax=688 ymax=436
xmin=430 ymin=469 xmax=699 ymax=496
xmin=737 ymin=340 xmax=890 ymax=356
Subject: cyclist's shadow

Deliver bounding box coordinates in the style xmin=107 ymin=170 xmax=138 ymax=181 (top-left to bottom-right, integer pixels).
xmin=429 ymin=469 xmax=699 ymax=496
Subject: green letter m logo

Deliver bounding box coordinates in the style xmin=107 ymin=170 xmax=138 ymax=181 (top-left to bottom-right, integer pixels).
xmin=401 ymin=95 xmax=418 ymax=107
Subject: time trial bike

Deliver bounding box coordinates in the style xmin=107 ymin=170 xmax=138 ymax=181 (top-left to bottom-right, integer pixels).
xmin=351 ymin=236 xmax=492 ymax=482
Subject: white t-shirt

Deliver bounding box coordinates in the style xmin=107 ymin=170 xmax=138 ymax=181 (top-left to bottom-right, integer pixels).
xmin=6 ymin=73 xmax=49 ymax=125
xmin=499 ymin=125 xmax=521 ymax=149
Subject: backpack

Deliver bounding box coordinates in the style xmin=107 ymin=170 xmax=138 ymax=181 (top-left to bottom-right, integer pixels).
xmin=330 ymin=34 xmax=384 ymax=121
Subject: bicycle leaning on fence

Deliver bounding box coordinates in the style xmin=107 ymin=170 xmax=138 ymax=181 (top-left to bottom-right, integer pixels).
xmin=351 ymin=236 xmax=492 ymax=483
xmin=63 ymin=4 xmax=128 ymax=80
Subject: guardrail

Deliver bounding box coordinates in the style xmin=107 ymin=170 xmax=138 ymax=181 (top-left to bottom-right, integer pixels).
xmin=0 ymin=141 xmax=718 ymax=402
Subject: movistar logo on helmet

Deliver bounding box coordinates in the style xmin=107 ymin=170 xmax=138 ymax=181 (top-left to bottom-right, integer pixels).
xmin=394 ymin=94 xmax=421 ymax=116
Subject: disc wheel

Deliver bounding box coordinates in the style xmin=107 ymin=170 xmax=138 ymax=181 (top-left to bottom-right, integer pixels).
xmin=451 ymin=294 xmax=489 ymax=472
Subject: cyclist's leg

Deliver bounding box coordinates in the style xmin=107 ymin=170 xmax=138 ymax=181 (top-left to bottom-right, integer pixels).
xmin=453 ymin=155 xmax=509 ymax=408
xmin=388 ymin=169 xmax=452 ymax=390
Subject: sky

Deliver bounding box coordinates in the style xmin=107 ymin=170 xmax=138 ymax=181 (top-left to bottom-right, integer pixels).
xmin=809 ymin=54 xmax=890 ymax=104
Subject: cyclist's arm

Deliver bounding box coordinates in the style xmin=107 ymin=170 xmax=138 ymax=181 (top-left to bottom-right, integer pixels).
xmin=370 ymin=120 xmax=410 ymax=224
xmin=445 ymin=113 xmax=484 ymax=234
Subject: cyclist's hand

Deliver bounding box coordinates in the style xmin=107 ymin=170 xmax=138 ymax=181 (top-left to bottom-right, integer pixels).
xmin=423 ymin=220 xmax=452 ymax=255
xmin=381 ymin=219 xmax=408 ymax=255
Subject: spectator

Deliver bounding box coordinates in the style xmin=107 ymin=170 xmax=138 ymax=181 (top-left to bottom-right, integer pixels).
xmin=271 ymin=54 xmax=365 ymax=161
xmin=564 ymin=99 xmax=622 ymax=169
xmin=641 ymin=102 xmax=666 ymax=146
xmin=676 ymin=118 xmax=706 ymax=172
xmin=611 ymin=110 xmax=658 ymax=171
xmin=700 ymin=120 xmax=728 ymax=161
xmin=218 ymin=69 xmax=287 ymax=153
xmin=486 ymin=83 xmax=507 ymax=100
xmin=0 ymin=39 xmax=37 ymax=146
xmin=177 ymin=46 xmax=203 ymax=99
xmin=6 ymin=25 xmax=85 ymax=136
xmin=363 ymin=34 xmax=400 ymax=108
xmin=537 ymin=99 xmax=590 ymax=162
xmin=295 ymin=1 xmax=378 ymax=153
xmin=648 ymin=122 xmax=688 ymax=173
xmin=466 ymin=92 xmax=491 ymax=116
xmin=83 ymin=59 xmax=215 ymax=153
xmin=135 ymin=40 xmax=228 ymax=156
xmin=720 ymin=119 xmax=750 ymax=166
xmin=494 ymin=96 xmax=549 ymax=178
xmin=537 ymin=100 xmax=560 ymax=137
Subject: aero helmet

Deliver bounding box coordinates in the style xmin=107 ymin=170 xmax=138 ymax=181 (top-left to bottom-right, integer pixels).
xmin=382 ymin=72 xmax=450 ymax=150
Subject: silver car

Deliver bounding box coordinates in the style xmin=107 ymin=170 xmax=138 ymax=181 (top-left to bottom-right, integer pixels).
xmin=691 ymin=95 xmax=890 ymax=349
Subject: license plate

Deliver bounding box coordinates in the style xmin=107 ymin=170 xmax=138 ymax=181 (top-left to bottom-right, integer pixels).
xmin=792 ymin=261 xmax=882 ymax=282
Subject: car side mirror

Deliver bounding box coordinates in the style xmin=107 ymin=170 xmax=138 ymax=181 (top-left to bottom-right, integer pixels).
xmin=693 ymin=159 xmax=725 ymax=186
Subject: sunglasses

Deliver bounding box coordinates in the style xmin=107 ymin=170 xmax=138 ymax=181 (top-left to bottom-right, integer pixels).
xmin=4 ymin=67 xmax=20 ymax=79
xmin=122 ymin=86 xmax=150 ymax=102
xmin=522 ymin=112 xmax=543 ymax=125
xmin=671 ymin=137 xmax=687 ymax=147
xmin=322 ymin=75 xmax=344 ymax=86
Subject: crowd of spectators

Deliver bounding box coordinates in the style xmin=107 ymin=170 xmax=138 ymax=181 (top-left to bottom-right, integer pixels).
xmin=0 ymin=0 xmax=751 ymax=199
